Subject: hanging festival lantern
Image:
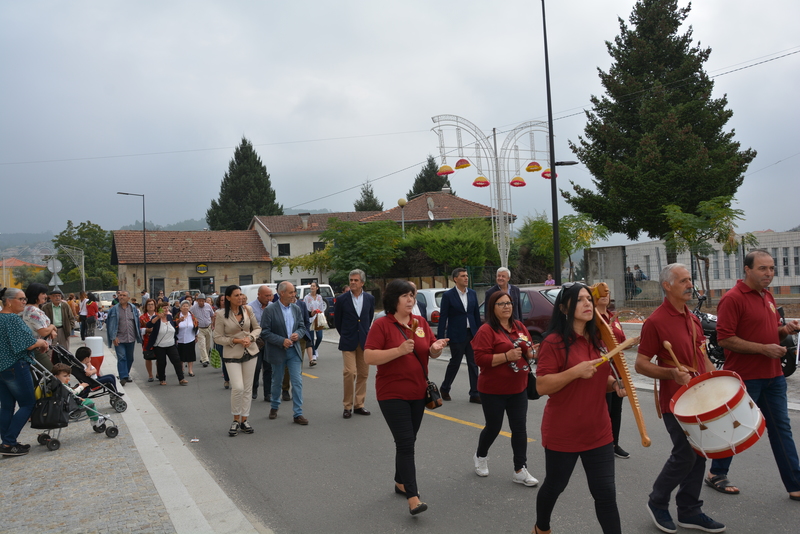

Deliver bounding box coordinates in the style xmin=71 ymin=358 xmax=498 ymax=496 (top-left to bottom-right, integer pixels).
xmin=541 ymin=168 xmax=557 ymax=179
xmin=472 ymin=176 xmax=490 ymax=187
xmin=509 ymin=176 xmax=526 ymax=187
xmin=455 ymin=158 xmax=471 ymax=170
xmin=437 ymin=165 xmax=454 ymax=176
xmin=526 ymin=161 xmax=542 ymax=172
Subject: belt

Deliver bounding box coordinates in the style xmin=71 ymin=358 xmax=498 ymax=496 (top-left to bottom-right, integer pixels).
xmin=199 ymin=326 xmax=211 ymax=329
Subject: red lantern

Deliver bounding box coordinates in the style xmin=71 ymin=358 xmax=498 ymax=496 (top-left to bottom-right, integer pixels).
xmin=510 ymin=176 xmax=526 ymax=187
xmin=472 ymin=176 xmax=490 ymax=187
xmin=437 ymin=165 xmax=454 ymax=176
xmin=542 ymin=168 xmax=557 ymax=179
xmin=526 ymin=161 xmax=542 ymax=172
xmin=455 ymin=158 xmax=471 ymax=170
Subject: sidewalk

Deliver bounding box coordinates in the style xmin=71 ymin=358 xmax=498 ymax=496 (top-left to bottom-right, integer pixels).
xmin=1 ymin=337 xmax=268 ymax=534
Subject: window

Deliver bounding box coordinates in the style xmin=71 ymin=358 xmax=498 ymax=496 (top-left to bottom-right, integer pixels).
xmin=520 ymin=292 xmax=532 ymax=315
xmin=239 ymin=275 xmax=253 ymax=286
xmin=313 ymin=241 xmax=326 ymax=252
xmin=712 ymin=251 xmax=720 ymax=280
xmin=795 ymin=247 xmax=799 ymax=276
xmin=783 ymin=247 xmax=790 ymax=276
xmin=150 ymin=278 xmax=165 ymax=296
xmin=278 ymin=244 xmax=290 ymax=257
xmin=724 ymin=254 xmax=731 ymax=279
xmin=189 ymin=277 xmax=215 ymax=295
xmin=643 ymin=255 xmax=651 ymax=279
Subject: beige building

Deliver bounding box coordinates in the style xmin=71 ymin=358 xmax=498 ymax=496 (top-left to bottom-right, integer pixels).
xmin=111 ymin=230 xmax=271 ymax=296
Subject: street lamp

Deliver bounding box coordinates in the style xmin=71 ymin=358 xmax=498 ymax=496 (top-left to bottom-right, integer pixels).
xmin=117 ymin=192 xmax=147 ymax=294
xmin=541 ymin=0 xmax=579 ymax=285
xmin=397 ymin=198 xmax=407 ymax=237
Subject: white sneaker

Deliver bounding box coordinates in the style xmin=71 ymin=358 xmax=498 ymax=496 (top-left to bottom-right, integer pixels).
xmin=474 ymin=453 xmax=489 ymax=477
xmin=512 ymin=467 xmax=539 ymax=487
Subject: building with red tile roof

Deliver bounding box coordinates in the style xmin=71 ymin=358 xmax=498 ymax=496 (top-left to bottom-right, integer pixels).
xmin=0 ymin=258 xmax=46 ymax=289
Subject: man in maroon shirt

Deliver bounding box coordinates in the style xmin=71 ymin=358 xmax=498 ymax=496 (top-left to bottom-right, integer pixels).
xmin=706 ymin=250 xmax=800 ymax=502
xmin=635 ymin=263 xmax=724 ymax=533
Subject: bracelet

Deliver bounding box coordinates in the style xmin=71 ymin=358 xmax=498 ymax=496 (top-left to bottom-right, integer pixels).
xmin=504 ymin=352 xmax=508 ymax=362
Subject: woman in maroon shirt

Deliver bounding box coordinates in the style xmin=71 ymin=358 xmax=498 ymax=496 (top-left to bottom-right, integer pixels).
xmin=365 ymin=279 xmax=448 ymax=516
xmin=533 ymin=283 xmax=625 ymax=534
xmin=471 ymin=290 xmax=538 ymax=487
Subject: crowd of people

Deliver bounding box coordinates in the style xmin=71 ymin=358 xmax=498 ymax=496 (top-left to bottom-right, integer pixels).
xmin=2 ymin=250 xmax=799 ymax=532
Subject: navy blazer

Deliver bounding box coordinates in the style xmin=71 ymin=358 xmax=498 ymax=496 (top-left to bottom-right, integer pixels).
xmin=416 ymin=300 xmax=428 ymax=322
xmin=334 ymin=290 xmax=375 ymax=351
xmin=484 ymin=283 xmax=523 ymax=322
xmin=437 ymin=287 xmax=481 ymax=343
xmin=260 ymin=301 xmax=307 ymax=365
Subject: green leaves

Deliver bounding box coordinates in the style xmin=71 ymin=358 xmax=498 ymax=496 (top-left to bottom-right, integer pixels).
xmin=52 ymin=220 xmax=117 ymax=288
xmin=407 ymin=155 xmax=454 ymax=199
xmin=320 ymin=219 xmax=403 ymax=278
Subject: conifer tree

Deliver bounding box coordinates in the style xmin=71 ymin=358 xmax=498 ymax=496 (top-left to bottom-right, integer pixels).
xmin=354 ymin=182 xmax=383 ymax=211
xmin=407 ymin=155 xmax=454 ymax=199
xmin=564 ymin=0 xmax=755 ymax=242
xmin=206 ymin=137 xmax=283 ymax=230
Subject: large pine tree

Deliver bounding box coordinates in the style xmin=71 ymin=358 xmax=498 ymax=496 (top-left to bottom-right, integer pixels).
xmin=206 ymin=137 xmax=283 ymax=230
xmin=354 ymin=182 xmax=383 ymax=211
xmin=564 ymin=0 xmax=755 ymax=241
xmin=407 ymin=155 xmax=454 ymax=199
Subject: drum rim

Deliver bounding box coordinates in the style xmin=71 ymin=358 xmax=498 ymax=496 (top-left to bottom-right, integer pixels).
xmin=670 ymin=370 xmax=745 ymax=422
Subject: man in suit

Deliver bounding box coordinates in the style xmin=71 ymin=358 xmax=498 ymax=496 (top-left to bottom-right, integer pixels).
xmin=42 ymin=289 xmax=75 ymax=351
xmin=484 ymin=267 xmax=523 ymax=322
xmin=334 ymin=269 xmax=375 ymax=419
xmin=438 ymin=267 xmax=482 ymax=403
xmin=261 ymin=282 xmax=309 ymax=425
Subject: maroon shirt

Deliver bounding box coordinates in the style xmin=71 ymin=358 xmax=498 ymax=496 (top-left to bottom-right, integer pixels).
xmin=472 ymin=322 xmax=530 ymax=396
xmin=717 ymin=280 xmax=782 ymax=381
xmin=365 ymin=314 xmax=437 ymax=401
xmin=639 ymin=299 xmax=708 ymax=415
xmin=537 ymin=333 xmax=612 ymax=452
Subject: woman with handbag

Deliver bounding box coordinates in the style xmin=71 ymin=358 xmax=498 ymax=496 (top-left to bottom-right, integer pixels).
xmin=532 ymin=283 xmax=625 ymax=534
xmin=213 ymin=285 xmax=261 ymax=437
xmin=303 ymin=282 xmax=326 ymax=366
xmin=175 ymin=300 xmax=199 ymax=377
xmin=364 ymin=279 xmax=448 ymax=516
xmin=139 ymin=298 xmax=157 ymax=382
xmin=471 ymin=290 xmax=539 ymax=487
xmin=145 ymin=301 xmax=187 ymax=386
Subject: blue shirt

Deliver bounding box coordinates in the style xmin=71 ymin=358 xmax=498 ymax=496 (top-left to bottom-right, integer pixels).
xmin=249 ymin=299 xmax=270 ymax=325
xmin=279 ymin=301 xmax=295 ymax=336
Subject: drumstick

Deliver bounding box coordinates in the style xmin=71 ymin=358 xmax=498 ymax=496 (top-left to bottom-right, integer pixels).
xmin=594 ymin=336 xmax=640 ymax=367
xmin=662 ymin=341 xmax=686 ymax=371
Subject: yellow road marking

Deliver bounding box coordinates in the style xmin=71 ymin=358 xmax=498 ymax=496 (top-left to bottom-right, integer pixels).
xmin=424 ymin=410 xmax=535 ymax=442
xmin=302 ymin=372 xmax=318 ymax=379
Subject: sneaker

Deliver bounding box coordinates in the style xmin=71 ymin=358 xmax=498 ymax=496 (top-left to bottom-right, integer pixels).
xmin=474 ymin=453 xmax=489 ymax=477
xmin=228 ymin=421 xmax=239 ymax=437
xmin=0 ymin=444 xmax=29 ymax=457
xmin=240 ymin=420 xmax=254 ymax=434
xmin=14 ymin=443 xmax=31 ymax=452
xmin=512 ymin=467 xmax=539 ymax=487
xmin=677 ymin=513 xmax=726 ymax=533
xmin=647 ymin=502 xmax=677 ymax=533
xmin=614 ymin=445 xmax=630 ymax=459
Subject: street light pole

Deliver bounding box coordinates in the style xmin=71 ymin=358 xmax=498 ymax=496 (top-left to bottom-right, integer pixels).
xmin=117 ymin=192 xmax=146 ymax=294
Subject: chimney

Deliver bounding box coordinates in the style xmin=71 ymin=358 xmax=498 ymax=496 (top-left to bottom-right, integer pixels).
xmin=441 ymin=186 xmax=451 ymax=194
xmin=299 ymin=213 xmax=310 ymax=230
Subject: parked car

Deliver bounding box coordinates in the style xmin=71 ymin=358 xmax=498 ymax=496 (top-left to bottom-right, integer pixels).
xmin=168 ymin=289 xmax=201 ymax=306
xmin=479 ymin=285 xmax=561 ymax=343
xmin=295 ymin=284 xmax=335 ymax=325
xmin=87 ymin=290 xmax=116 ymax=310
xmin=374 ymin=288 xmax=447 ymax=326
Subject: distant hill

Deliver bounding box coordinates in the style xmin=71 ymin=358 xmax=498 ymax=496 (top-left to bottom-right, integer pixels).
xmin=789 ymin=224 xmax=800 ymax=232
xmin=0 ymin=231 xmax=53 ymax=249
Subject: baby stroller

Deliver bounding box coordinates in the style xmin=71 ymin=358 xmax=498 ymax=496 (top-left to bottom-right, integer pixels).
xmin=29 ymin=359 xmax=120 ymax=451
xmin=51 ymin=345 xmax=128 ymax=413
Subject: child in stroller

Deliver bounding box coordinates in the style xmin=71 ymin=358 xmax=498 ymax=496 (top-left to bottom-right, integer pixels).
xmin=52 ymin=363 xmax=107 ymax=432
xmin=75 ymin=346 xmax=117 ymax=394
xmin=51 ymin=345 xmax=127 ymax=413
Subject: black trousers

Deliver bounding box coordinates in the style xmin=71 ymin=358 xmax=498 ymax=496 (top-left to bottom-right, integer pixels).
xmin=252 ymin=348 xmax=272 ymax=399
xmin=477 ymin=390 xmax=528 ymax=471
xmin=649 ymin=412 xmax=706 ymax=519
xmin=154 ymin=345 xmax=184 ymax=382
xmin=536 ymin=443 xmax=620 ymax=534
xmin=440 ymin=331 xmax=479 ymax=398
xmin=378 ymin=398 xmax=426 ymax=499
xmin=606 ymin=392 xmax=623 ymax=446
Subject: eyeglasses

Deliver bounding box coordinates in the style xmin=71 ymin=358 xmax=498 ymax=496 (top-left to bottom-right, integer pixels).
xmin=495 ymin=301 xmax=513 ymax=308
xmin=15 ymin=297 xmax=28 ymax=303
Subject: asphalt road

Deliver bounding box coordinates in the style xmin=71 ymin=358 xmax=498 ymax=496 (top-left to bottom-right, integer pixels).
xmin=125 ymin=333 xmax=800 ymax=534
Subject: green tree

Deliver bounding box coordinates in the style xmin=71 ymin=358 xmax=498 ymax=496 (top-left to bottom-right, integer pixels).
xmin=353 ymin=182 xmax=384 ymax=212
xmin=663 ymin=195 xmax=757 ymax=303
xmin=407 ymin=155 xmax=454 ymax=199
xmin=12 ymin=266 xmax=49 ymax=287
xmin=271 ymin=243 xmax=333 ymax=281
xmin=52 ymin=220 xmax=117 ymax=288
xmin=517 ymin=213 xmax=609 ymax=281
xmin=206 ymin=137 xmax=283 ymax=230
xmin=564 ymin=0 xmax=755 ymax=255
xmin=320 ymin=219 xmax=402 ymax=278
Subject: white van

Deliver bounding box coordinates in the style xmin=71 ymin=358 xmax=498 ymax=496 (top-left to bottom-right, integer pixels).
xmin=239 ymin=283 xmax=278 ymax=305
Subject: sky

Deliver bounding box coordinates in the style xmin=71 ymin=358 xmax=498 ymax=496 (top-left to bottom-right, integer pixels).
xmin=1 ymin=0 xmax=798 ymax=247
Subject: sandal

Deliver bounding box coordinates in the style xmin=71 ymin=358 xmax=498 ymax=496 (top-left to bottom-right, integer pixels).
xmin=705 ymin=474 xmax=740 ymax=494
xmin=159 ymin=381 xmax=167 ymax=386
xmin=188 ymin=373 xmax=195 ymax=377
xmin=180 ymin=379 xmax=189 ymax=386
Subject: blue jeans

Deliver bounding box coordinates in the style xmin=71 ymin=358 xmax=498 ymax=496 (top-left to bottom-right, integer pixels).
xmin=115 ymin=342 xmax=135 ymax=379
xmin=308 ymin=329 xmax=323 ymax=353
xmin=0 ymin=360 xmax=36 ymax=446
xmin=270 ymin=352 xmax=303 ymax=418
xmin=710 ymin=375 xmax=800 ymax=492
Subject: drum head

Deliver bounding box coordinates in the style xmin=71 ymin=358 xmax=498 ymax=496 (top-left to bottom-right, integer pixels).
xmin=673 ymin=375 xmax=741 ymax=417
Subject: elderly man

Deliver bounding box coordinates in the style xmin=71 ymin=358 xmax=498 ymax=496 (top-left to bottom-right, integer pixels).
xmin=705 ymin=250 xmax=800 ymax=501
xmin=190 ymin=293 xmax=214 ymax=368
xmin=438 ymin=267 xmax=481 ymax=403
xmin=484 ymin=267 xmax=522 ymax=322
xmin=635 ymin=264 xmax=725 ymax=533
xmin=250 ymin=285 xmax=274 ymax=401
xmin=106 ymin=290 xmax=142 ymax=386
xmin=334 ymin=269 xmax=375 ymax=419
xmin=41 ymin=289 xmax=75 ymax=350
xmin=261 ymin=282 xmax=308 ymax=425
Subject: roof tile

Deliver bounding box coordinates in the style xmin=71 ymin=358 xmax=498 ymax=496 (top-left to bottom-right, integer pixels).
xmin=112 ymin=230 xmax=270 ymax=264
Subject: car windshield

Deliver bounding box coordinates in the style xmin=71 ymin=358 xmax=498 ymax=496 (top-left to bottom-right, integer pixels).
xmin=541 ymin=288 xmax=560 ymax=305
xmin=434 ymin=292 xmax=444 ymax=307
